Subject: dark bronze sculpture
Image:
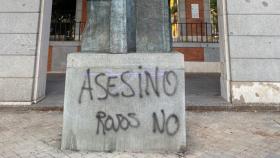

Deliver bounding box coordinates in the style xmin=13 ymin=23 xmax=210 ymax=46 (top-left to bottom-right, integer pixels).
xmin=81 ymin=0 xmax=172 ymax=53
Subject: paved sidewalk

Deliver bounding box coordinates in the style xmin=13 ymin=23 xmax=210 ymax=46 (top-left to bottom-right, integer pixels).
xmin=0 ymin=110 xmax=279 ymax=158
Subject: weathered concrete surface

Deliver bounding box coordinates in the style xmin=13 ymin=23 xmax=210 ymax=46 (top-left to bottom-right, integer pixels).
xmin=218 ymin=0 xmax=280 ymax=103
xmin=136 ymin=0 xmax=171 ymax=52
xmin=232 ymin=82 xmax=280 ymax=104
xmin=81 ymin=0 xmax=111 ymax=52
xmin=62 ymin=53 xmax=186 ymax=152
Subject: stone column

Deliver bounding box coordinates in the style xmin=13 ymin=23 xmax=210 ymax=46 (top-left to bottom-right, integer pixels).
xmin=33 ymin=0 xmax=53 ymax=103
xmin=217 ymin=0 xmax=231 ymax=102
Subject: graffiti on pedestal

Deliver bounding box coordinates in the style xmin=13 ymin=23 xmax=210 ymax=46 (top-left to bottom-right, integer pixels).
xmin=76 ymin=66 xmax=181 ymax=137
xmin=78 ymin=66 xmax=178 ymax=103
xmin=95 ymin=110 xmax=180 ymax=136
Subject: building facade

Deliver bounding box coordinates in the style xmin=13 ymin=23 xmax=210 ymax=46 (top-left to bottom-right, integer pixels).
xmin=0 ymin=0 xmax=280 ymax=105
xmin=172 ymin=0 xmax=220 ymax=62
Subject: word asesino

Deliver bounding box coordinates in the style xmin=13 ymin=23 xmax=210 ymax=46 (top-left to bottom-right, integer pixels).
xmin=78 ymin=66 xmax=178 ymax=103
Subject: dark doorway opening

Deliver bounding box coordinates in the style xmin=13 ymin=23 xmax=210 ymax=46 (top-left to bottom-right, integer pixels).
xmin=51 ymin=0 xmax=76 ymax=22
xmin=50 ymin=0 xmax=78 ymax=41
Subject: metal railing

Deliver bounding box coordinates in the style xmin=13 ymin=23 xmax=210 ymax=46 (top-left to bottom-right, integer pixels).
xmin=172 ymin=23 xmax=219 ymax=43
xmin=49 ymin=22 xmax=219 ymax=43
xmin=50 ymin=21 xmax=86 ymax=41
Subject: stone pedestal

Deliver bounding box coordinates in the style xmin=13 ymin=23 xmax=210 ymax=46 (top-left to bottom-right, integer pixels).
xmin=61 ymin=53 xmax=186 ymax=152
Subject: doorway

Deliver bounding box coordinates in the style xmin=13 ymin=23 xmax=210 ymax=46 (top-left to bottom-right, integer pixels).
xmin=38 ymin=0 xmax=79 ymax=106
xmin=170 ymin=0 xmax=228 ymax=104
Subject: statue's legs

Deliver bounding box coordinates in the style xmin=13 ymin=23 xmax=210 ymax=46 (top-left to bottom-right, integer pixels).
xmin=136 ymin=0 xmax=171 ymax=52
xmin=110 ymin=0 xmax=136 ymax=53
xmin=81 ymin=0 xmax=111 ymax=52
xmin=81 ymin=0 xmax=171 ymax=53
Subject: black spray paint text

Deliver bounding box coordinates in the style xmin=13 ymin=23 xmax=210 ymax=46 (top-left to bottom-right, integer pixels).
xmin=78 ymin=66 xmax=178 ymax=104
xmin=96 ymin=111 xmax=140 ymax=135
xmin=96 ymin=110 xmax=180 ymax=136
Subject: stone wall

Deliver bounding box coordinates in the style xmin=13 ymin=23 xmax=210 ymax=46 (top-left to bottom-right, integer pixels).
xmin=0 ymin=0 xmax=52 ymax=105
xmin=219 ymin=0 xmax=280 ymax=103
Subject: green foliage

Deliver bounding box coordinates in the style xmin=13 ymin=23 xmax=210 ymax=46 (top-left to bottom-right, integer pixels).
xmin=210 ymin=0 xmax=218 ymax=35
xmin=210 ymin=0 xmax=217 ymax=13
xmin=210 ymin=0 xmax=218 ymax=24
xmin=170 ymin=6 xmax=178 ymax=15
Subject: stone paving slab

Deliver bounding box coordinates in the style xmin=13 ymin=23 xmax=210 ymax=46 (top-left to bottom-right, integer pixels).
xmin=0 ymin=110 xmax=279 ymax=158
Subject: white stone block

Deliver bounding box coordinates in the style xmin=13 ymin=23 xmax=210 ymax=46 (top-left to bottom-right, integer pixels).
xmin=0 ymin=13 xmax=39 ymax=33
xmin=0 ymin=56 xmax=35 ymax=78
xmin=0 ymin=0 xmax=40 ymax=12
xmin=228 ymin=15 xmax=280 ymax=36
xmin=0 ymin=34 xmax=37 ymax=55
xmin=231 ymin=59 xmax=280 ymax=82
xmin=62 ymin=53 xmax=186 ymax=152
xmin=227 ymin=0 xmax=280 ymax=14
xmin=0 ymin=78 xmax=33 ymax=102
xmin=230 ymin=36 xmax=280 ymax=58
